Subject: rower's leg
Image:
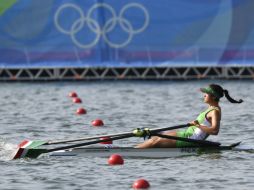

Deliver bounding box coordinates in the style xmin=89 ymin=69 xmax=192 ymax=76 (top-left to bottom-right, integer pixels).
xmin=135 ymin=136 xmax=160 ymax=148
xmin=135 ymin=131 xmax=177 ymax=148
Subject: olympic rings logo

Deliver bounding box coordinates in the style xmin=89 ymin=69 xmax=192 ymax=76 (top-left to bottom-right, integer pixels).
xmin=54 ymin=3 xmax=149 ymax=49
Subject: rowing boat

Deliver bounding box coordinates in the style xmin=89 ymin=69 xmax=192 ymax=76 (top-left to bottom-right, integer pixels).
xmin=14 ymin=124 xmax=251 ymax=159
xmin=49 ymin=142 xmax=241 ymax=158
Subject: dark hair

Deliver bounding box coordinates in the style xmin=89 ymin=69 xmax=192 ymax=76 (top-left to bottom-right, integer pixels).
xmin=209 ymin=84 xmax=243 ymax=103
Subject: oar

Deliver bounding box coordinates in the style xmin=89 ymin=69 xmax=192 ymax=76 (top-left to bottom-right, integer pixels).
xmin=20 ymin=123 xmax=191 ymax=148
xmin=13 ymin=133 xmax=135 ymax=159
xmin=154 ymin=133 xmax=220 ymax=147
xmin=13 ymin=123 xmax=190 ymax=159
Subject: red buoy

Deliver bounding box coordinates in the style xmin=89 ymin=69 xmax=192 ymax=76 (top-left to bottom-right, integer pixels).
xmin=76 ymin=108 xmax=86 ymax=115
xmin=100 ymin=137 xmax=113 ymax=144
xmin=108 ymin=154 xmax=124 ymax=165
xmin=132 ymin=179 xmax=150 ymax=189
xmin=91 ymin=119 xmax=104 ymax=127
xmin=69 ymin=92 xmax=78 ymax=98
xmin=72 ymin=97 xmax=82 ymax=103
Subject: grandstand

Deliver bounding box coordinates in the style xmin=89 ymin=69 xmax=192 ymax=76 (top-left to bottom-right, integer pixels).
xmin=0 ymin=0 xmax=253 ymax=81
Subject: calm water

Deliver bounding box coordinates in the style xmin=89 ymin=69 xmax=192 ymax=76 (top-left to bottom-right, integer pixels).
xmin=0 ymin=81 xmax=253 ymax=190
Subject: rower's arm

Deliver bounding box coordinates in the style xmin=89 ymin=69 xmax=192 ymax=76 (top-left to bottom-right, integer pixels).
xmin=196 ymin=110 xmax=220 ymax=135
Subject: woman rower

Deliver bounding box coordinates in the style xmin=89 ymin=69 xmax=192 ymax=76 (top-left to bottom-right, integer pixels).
xmin=136 ymin=84 xmax=243 ymax=148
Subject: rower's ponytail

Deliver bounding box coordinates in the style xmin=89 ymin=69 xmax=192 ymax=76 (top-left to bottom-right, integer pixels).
xmin=223 ymin=89 xmax=243 ymax=104
xmin=208 ymin=84 xmax=243 ymax=103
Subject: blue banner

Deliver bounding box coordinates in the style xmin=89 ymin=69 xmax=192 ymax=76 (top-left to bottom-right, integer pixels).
xmin=0 ymin=0 xmax=253 ymax=68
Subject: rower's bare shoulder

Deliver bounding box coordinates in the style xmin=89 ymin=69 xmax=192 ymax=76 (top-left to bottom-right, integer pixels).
xmin=208 ymin=108 xmax=221 ymax=118
xmin=211 ymin=109 xmax=221 ymax=122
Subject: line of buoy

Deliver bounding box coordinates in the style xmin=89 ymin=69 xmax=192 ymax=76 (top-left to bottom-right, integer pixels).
xmin=69 ymin=91 xmax=150 ymax=189
xmin=69 ymin=92 xmax=104 ymax=126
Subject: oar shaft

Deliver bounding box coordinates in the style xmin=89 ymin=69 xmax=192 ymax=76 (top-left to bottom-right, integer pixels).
xmin=47 ymin=134 xmax=134 ymax=153
xmin=46 ymin=132 xmax=133 ymax=145
xmin=154 ymin=133 xmax=220 ymax=146
xmin=150 ymin=124 xmax=190 ymax=133
xmin=47 ymin=124 xmax=190 ymax=152
xmin=46 ymin=124 xmax=190 ymax=145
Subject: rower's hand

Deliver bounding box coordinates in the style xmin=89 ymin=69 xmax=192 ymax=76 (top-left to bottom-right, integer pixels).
xmin=133 ymin=128 xmax=151 ymax=138
xmin=189 ymin=120 xmax=200 ymax=127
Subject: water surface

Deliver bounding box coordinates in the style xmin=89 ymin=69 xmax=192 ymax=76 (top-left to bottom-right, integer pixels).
xmin=0 ymin=81 xmax=253 ymax=190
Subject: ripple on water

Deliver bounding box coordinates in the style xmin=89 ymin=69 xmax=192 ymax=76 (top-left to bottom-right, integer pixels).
xmin=0 ymin=81 xmax=253 ymax=190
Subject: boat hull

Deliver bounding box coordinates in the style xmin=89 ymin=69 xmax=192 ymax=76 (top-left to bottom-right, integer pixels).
xmin=49 ymin=143 xmax=240 ymax=158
